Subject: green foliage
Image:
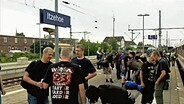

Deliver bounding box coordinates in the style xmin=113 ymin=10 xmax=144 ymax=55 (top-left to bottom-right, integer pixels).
xmin=108 ymin=38 xmax=120 ymax=51
xmin=78 ymin=39 xmax=116 ymax=56
xmin=125 ymin=47 xmax=134 ymax=51
xmin=15 ymin=32 xmax=25 ymax=37
xmin=137 ymin=42 xmax=143 ymax=46
xmin=78 ymin=39 xmax=100 ymax=56
xmin=30 ymin=41 xmax=54 ymax=54
xmin=0 ymin=52 xmax=39 ymax=63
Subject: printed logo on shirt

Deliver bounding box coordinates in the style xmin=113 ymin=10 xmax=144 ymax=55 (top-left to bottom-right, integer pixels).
xmin=51 ymin=66 xmax=73 ymax=99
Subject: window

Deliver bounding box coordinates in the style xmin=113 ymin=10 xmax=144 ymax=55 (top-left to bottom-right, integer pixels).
xmin=32 ymin=39 xmax=35 ymax=43
xmin=8 ymin=47 xmax=11 ymax=51
xmin=24 ymin=39 xmax=27 ymax=44
xmin=3 ymin=37 xmax=7 ymax=43
xmin=15 ymin=38 xmax=18 ymax=43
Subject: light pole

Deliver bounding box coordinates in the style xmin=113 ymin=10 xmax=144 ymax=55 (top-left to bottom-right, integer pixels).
xmin=137 ymin=14 xmax=149 ymax=52
xmin=36 ymin=23 xmax=42 ymax=59
xmin=33 ymin=35 xmax=35 ymax=54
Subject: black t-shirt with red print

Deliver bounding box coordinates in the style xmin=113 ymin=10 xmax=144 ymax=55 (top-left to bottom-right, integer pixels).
xmin=43 ymin=61 xmax=85 ymax=104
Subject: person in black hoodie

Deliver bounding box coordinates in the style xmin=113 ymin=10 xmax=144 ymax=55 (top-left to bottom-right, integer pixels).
xmin=86 ymin=84 xmax=135 ymax=104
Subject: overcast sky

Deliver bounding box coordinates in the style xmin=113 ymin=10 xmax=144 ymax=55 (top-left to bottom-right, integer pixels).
xmin=1 ymin=0 xmax=184 ymax=47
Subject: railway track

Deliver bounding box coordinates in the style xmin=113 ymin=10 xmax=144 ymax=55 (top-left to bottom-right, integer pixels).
xmin=176 ymin=59 xmax=184 ymax=85
xmin=1 ymin=56 xmax=97 ymax=88
xmin=3 ymin=76 xmax=22 ymax=87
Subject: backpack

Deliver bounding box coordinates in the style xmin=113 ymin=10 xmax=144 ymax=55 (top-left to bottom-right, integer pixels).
xmin=155 ymin=58 xmax=170 ymax=82
xmin=20 ymin=60 xmax=38 ymax=89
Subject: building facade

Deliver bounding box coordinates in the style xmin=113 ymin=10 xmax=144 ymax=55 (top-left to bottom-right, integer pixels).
xmin=103 ymin=36 xmax=125 ymax=48
xmin=0 ymin=35 xmax=78 ymax=54
xmin=0 ymin=35 xmax=35 ymax=53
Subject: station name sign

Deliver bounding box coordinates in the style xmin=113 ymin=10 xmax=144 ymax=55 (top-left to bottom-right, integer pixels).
xmin=148 ymin=35 xmax=157 ymax=40
xmin=40 ymin=9 xmax=71 ymax=27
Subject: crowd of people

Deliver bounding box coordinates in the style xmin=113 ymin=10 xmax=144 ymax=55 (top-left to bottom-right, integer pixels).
xmin=95 ymin=47 xmax=173 ymax=104
xmin=0 ymin=45 xmax=176 ymax=104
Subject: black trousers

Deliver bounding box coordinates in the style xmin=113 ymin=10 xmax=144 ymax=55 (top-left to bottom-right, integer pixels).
xmin=141 ymin=81 xmax=155 ymax=104
xmin=115 ymin=64 xmax=121 ymax=79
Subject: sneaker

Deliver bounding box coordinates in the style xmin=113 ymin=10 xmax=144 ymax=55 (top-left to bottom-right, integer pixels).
xmin=110 ymin=79 xmax=114 ymax=83
xmin=106 ymin=79 xmax=109 ymax=82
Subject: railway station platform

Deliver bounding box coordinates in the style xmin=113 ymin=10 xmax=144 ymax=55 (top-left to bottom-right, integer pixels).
xmin=1 ymin=55 xmax=184 ymax=104
xmin=88 ymin=55 xmax=184 ymax=104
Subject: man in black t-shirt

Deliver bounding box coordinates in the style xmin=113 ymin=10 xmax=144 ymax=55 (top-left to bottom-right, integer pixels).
xmin=150 ymin=51 xmax=170 ymax=104
xmin=23 ymin=47 xmax=53 ymax=104
xmin=42 ymin=47 xmax=86 ymax=104
xmin=140 ymin=57 xmax=156 ymax=104
xmin=72 ymin=45 xmax=97 ymax=89
xmin=86 ymin=84 xmax=134 ymax=104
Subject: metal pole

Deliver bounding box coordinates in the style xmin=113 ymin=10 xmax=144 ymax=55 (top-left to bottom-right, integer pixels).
xmin=39 ymin=24 xmax=41 ymax=59
xmin=55 ymin=0 xmax=59 ymax=62
xmin=131 ymin=30 xmax=134 ymax=41
xmin=138 ymin=14 xmax=149 ymax=52
xmin=88 ymin=39 xmax=89 ymax=58
xmin=158 ymin=10 xmax=162 ymax=49
xmin=33 ymin=35 xmax=35 ymax=54
xmin=142 ymin=16 xmax=145 ymax=52
xmin=113 ymin=16 xmax=115 ymax=37
xmin=70 ymin=26 xmax=72 ymax=44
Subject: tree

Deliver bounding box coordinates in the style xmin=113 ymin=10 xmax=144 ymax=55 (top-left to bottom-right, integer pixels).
xmin=137 ymin=42 xmax=143 ymax=47
xmin=100 ymin=42 xmax=111 ymax=52
xmin=124 ymin=46 xmax=134 ymax=52
xmin=30 ymin=41 xmax=54 ymax=54
xmin=15 ymin=32 xmax=25 ymax=37
xmin=78 ymin=39 xmax=103 ymax=56
xmin=77 ymin=38 xmax=119 ymax=56
xmin=108 ymin=38 xmax=120 ymax=51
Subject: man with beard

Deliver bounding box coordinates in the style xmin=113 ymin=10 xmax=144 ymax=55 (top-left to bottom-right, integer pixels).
xmin=150 ymin=51 xmax=170 ymax=104
xmin=72 ymin=45 xmax=97 ymax=89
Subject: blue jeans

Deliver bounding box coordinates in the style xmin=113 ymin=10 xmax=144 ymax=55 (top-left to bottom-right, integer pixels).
xmin=28 ymin=93 xmax=49 ymax=104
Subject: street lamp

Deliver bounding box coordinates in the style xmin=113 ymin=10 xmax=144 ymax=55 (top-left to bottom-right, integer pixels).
xmin=137 ymin=14 xmax=149 ymax=52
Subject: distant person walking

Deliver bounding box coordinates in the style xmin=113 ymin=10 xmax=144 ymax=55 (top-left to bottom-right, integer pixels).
xmin=22 ymin=47 xmax=53 ymax=104
xmin=102 ymin=55 xmax=114 ymax=83
xmin=170 ymin=51 xmax=176 ymax=66
xmin=96 ymin=47 xmax=103 ymax=69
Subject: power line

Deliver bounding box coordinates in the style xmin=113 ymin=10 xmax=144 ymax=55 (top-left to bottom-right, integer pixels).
xmin=10 ymin=0 xmax=39 ymax=9
xmin=60 ymin=3 xmax=87 ymax=15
